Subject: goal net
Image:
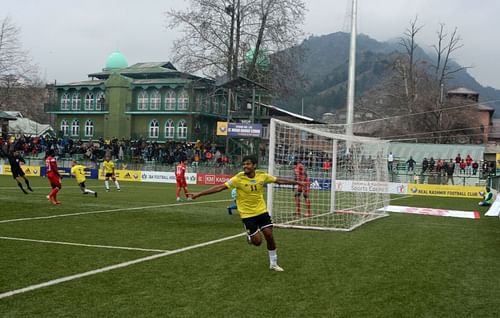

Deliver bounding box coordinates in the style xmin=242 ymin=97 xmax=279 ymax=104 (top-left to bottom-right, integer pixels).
xmin=267 ymin=118 xmax=389 ymax=231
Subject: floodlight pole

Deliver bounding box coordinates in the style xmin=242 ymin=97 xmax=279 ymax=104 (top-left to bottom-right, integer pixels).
xmin=345 ymin=0 xmax=357 ymax=144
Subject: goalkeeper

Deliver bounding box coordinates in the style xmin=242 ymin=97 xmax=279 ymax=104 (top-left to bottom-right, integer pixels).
xmin=227 ymin=188 xmax=237 ymax=215
xmin=189 ymin=155 xmax=304 ymax=272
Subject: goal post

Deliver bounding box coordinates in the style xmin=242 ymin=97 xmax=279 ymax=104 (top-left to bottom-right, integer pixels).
xmin=267 ymin=118 xmax=389 ymax=231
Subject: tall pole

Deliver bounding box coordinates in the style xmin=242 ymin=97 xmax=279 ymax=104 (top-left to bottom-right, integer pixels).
xmin=345 ymin=0 xmax=357 ymax=140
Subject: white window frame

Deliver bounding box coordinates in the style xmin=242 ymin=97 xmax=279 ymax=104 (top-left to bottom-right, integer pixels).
xmin=60 ymin=120 xmax=69 ymax=136
xmin=96 ymin=92 xmax=105 ymax=111
xmin=165 ymin=120 xmax=175 ymax=139
xmin=138 ymin=91 xmax=148 ymax=110
xmin=178 ymin=91 xmax=188 ymax=110
xmin=150 ymin=90 xmax=160 ymax=110
xmin=61 ymin=94 xmax=70 ymax=110
xmin=84 ymin=93 xmax=94 ymax=110
xmin=84 ymin=120 xmax=94 ymax=137
xmin=165 ymin=91 xmax=176 ymax=110
xmin=71 ymin=94 xmax=81 ymax=110
xmin=149 ymin=119 xmax=159 ymax=138
xmin=71 ymin=119 xmax=80 ymax=136
xmin=177 ymin=120 xmax=187 ymax=139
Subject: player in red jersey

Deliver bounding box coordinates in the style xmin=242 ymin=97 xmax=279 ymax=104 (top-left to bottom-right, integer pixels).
xmin=294 ymin=159 xmax=311 ymax=217
xmin=175 ymin=159 xmax=190 ymax=201
xmin=45 ymin=149 xmax=62 ymax=205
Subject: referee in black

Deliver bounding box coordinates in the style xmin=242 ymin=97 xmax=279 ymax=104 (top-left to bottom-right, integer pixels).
xmin=7 ymin=150 xmax=33 ymax=194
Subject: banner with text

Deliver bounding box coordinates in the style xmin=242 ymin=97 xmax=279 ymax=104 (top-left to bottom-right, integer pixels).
xmin=407 ymin=184 xmax=483 ymax=198
xmin=141 ymin=171 xmax=197 ymax=184
xmin=196 ymin=173 xmax=233 ymax=185
xmin=228 ymin=123 xmax=262 ymax=138
xmin=335 ymin=180 xmax=408 ymax=195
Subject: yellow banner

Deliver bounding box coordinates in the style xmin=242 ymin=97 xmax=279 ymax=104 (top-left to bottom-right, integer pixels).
xmin=496 ymin=153 xmax=500 ymax=170
xmin=407 ymin=184 xmax=483 ymax=198
xmin=98 ymin=169 xmax=142 ymax=182
xmin=216 ymin=121 xmax=228 ymax=136
xmin=3 ymin=165 xmax=41 ymax=177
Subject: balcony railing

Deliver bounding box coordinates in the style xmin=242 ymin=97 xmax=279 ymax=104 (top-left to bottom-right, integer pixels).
xmin=44 ymin=103 xmax=109 ymax=113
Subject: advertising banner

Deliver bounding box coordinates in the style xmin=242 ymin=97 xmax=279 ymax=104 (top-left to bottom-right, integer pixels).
xmin=216 ymin=121 xmax=228 ymax=136
xmin=141 ymin=171 xmax=197 ymax=184
xmin=196 ymin=173 xmax=233 ymax=185
xmin=380 ymin=205 xmax=480 ymax=219
xmin=3 ymin=165 xmax=41 ymax=177
xmin=0 ymin=164 xmax=3 ymax=175
xmin=98 ymin=169 xmax=142 ymax=182
xmin=40 ymin=167 xmax=98 ymax=179
xmin=406 ymin=184 xmax=483 ymax=198
xmin=334 ymin=180 xmax=408 ymax=195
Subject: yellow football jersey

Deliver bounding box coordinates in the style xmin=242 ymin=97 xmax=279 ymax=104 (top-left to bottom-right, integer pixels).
xmin=103 ymin=160 xmax=115 ymax=174
xmin=71 ymin=164 xmax=87 ymax=184
xmin=224 ymin=170 xmax=277 ymax=219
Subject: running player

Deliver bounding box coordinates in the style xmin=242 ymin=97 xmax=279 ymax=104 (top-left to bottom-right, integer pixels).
xmin=71 ymin=160 xmax=97 ymax=197
xmin=175 ymin=159 xmax=189 ymax=201
xmin=102 ymin=156 xmax=120 ymax=192
xmin=294 ymin=159 xmax=312 ymax=217
xmin=45 ymin=149 xmax=61 ymax=205
xmin=7 ymin=150 xmax=33 ymax=194
xmin=189 ymin=155 xmax=304 ymax=272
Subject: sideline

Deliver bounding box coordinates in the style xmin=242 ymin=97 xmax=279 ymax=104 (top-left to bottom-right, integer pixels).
xmin=0 ymin=232 xmax=245 ymax=299
xmin=0 ymin=236 xmax=169 ymax=253
xmin=0 ymin=199 xmax=231 ymax=224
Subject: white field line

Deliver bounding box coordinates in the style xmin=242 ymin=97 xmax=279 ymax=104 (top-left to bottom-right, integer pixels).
xmin=0 ymin=236 xmax=169 ymax=253
xmin=0 ymin=199 xmax=230 ymax=224
xmin=0 ymin=232 xmax=245 ymax=300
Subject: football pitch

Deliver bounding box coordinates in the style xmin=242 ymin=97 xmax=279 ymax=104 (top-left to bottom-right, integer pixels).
xmin=0 ymin=175 xmax=499 ymax=317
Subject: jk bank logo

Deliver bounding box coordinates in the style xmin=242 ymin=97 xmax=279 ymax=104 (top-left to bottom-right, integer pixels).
xmin=216 ymin=122 xmax=228 ymax=136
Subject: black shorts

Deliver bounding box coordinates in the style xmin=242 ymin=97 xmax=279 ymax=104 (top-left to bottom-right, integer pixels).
xmin=105 ymin=173 xmax=113 ymax=178
xmin=12 ymin=168 xmax=25 ymax=179
xmin=79 ymin=182 xmax=86 ymax=190
xmin=242 ymin=212 xmax=273 ymax=237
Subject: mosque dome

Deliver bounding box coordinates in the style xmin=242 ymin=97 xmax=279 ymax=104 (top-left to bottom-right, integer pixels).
xmin=105 ymin=51 xmax=128 ymax=70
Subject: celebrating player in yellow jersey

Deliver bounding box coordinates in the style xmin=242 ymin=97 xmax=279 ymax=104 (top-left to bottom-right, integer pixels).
xmin=102 ymin=156 xmax=121 ymax=192
xmin=70 ymin=160 xmax=97 ymax=197
xmin=190 ymin=155 xmax=304 ymax=272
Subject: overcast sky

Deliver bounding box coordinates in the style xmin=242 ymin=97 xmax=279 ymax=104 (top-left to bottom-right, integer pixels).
xmin=3 ymin=0 xmax=499 ymax=89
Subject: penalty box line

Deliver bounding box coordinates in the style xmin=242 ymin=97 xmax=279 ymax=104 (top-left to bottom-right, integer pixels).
xmin=0 ymin=199 xmax=231 ymax=224
xmin=0 ymin=236 xmax=169 ymax=253
xmin=0 ymin=232 xmax=246 ymax=300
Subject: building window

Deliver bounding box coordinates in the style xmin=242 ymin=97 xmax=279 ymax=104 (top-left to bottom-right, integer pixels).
xmin=61 ymin=94 xmax=70 ymax=110
xmin=84 ymin=93 xmax=94 ymax=110
xmin=177 ymin=120 xmax=187 ymax=139
xmin=261 ymin=125 xmax=269 ymax=139
xmin=149 ymin=119 xmax=159 ymax=138
xmin=96 ymin=92 xmax=105 ymax=110
xmin=165 ymin=120 xmax=175 ymax=139
xmin=71 ymin=94 xmax=81 ymax=110
xmin=71 ymin=119 xmax=80 ymax=136
xmin=165 ymin=91 xmax=176 ymax=110
xmin=60 ymin=120 xmax=69 ymax=136
xmin=151 ymin=90 xmax=160 ymax=110
xmin=178 ymin=91 xmax=188 ymax=110
xmin=84 ymin=120 xmax=94 ymax=137
xmin=138 ymin=91 xmax=148 ymax=110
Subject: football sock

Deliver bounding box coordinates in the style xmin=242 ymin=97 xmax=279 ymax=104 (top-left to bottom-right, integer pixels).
xmin=104 ymin=180 xmax=110 ymax=190
xmin=114 ymin=181 xmax=120 ymax=190
xmin=84 ymin=189 xmax=95 ymax=194
xmin=17 ymin=182 xmax=28 ymax=194
xmin=268 ymin=249 xmax=278 ymax=266
xmin=25 ymin=179 xmax=33 ymax=191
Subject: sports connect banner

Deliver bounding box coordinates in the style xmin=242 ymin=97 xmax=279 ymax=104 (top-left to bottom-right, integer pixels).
xmin=2 ymin=165 xmax=41 ymax=177
xmin=141 ymin=171 xmax=197 ymax=184
xmin=334 ymin=180 xmax=408 ymax=194
xmin=98 ymin=169 xmax=142 ymax=182
xmin=407 ymin=184 xmax=483 ymax=198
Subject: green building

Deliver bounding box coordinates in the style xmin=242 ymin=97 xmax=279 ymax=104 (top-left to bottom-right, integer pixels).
xmin=45 ymin=52 xmax=227 ymax=142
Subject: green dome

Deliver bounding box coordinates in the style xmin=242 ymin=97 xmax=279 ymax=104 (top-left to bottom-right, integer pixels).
xmin=244 ymin=47 xmax=269 ymax=69
xmin=105 ymin=51 xmax=128 ymax=70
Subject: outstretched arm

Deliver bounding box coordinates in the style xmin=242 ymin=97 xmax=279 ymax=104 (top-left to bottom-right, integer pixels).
xmin=190 ymin=184 xmax=228 ymax=200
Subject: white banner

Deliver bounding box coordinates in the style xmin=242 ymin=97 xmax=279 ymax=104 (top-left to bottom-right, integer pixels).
xmin=380 ymin=205 xmax=480 ymax=219
xmin=335 ymin=180 xmax=408 ymax=195
xmin=140 ymin=171 xmax=197 ymax=184
xmin=0 ymin=164 xmax=3 ymax=175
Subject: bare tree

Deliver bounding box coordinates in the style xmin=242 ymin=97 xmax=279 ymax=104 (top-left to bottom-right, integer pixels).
xmin=0 ymin=16 xmax=46 ymax=122
xmin=165 ymin=0 xmax=306 ymax=85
